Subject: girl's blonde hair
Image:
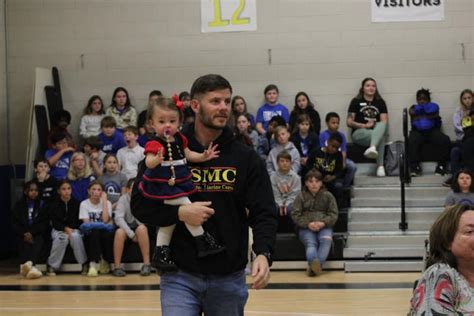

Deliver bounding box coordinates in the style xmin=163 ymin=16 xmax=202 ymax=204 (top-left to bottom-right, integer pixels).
xmin=67 ymin=152 xmax=93 ymax=180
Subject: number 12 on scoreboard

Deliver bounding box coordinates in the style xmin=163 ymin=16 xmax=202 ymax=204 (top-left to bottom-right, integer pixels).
xmin=201 ymin=0 xmax=257 ymax=33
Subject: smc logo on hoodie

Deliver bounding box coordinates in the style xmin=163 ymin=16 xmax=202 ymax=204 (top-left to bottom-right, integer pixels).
xmin=191 ymin=167 xmax=236 ymax=192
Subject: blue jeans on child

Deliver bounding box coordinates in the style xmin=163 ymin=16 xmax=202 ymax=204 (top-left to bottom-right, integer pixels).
xmin=298 ymin=228 xmax=333 ymax=265
xmin=160 ymin=269 xmax=248 ymax=316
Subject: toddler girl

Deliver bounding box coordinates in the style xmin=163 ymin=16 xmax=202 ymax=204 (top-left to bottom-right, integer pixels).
xmin=138 ymin=95 xmax=224 ymax=272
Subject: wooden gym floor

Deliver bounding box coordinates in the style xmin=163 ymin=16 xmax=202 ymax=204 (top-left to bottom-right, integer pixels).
xmin=0 ymin=266 xmax=418 ymax=316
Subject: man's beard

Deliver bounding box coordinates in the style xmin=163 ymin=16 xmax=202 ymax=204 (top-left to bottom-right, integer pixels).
xmin=198 ymin=109 xmax=227 ymax=131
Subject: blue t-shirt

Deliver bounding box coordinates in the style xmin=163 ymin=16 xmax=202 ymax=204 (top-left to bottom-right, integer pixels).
xmin=98 ymin=130 xmax=126 ymax=154
xmin=45 ymin=149 xmax=72 ymax=180
xmin=70 ymin=176 xmax=95 ymax=202
xmin=319 ymin=130 xmax=347 ymax=153
xmin=256 ymin=103 xmax=290 ymax=131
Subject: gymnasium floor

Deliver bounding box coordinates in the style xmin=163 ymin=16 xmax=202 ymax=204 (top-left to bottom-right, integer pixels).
xmin=0 ymin=265 xmax=418 ymax=316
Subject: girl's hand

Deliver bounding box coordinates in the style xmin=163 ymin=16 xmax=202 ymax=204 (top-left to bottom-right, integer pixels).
xmin=365 ymin=120 xmax=375 ymax=128
xmin=150 ymin=151 xmax=163 ymax=165
xmin=101 ymin=192 xmax=108 ymax=201
xmin=203 ymin=142 xmax=220 ymax=160
xmin=300 ymin=157 xmax=308 ymax=166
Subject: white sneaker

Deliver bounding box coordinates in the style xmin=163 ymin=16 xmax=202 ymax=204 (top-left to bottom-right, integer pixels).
xmin=376 ymin=166 xmax=386 ymax=177
xmin=26 ymin=266 xmax=43 ymax=279
xmin=364 ymin=146 xmax=378 ymax=159
xmin=20 ymin=261 xmax=33 ymax=277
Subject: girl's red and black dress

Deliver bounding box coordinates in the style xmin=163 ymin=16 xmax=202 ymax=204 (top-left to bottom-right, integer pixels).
xmin=138 ymin=132 xmax=196 ymax=200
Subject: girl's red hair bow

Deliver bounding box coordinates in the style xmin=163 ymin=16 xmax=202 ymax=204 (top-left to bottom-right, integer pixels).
xmin=172 ymin=94 xmax=184 ymax=110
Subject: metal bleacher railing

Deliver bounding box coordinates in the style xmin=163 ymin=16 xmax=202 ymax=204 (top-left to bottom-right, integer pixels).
xmin=399 ymin=108 xmax=411 ymax=231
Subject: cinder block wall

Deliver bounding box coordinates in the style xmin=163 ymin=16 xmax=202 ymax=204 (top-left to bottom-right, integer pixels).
xmin=3 ymin=0 xmax=474 ymax=164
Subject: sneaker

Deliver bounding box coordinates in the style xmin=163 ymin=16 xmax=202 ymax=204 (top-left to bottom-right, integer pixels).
xmin=376 ymin=166 xmax=386 ymax=177
xmin=46 ymin=265 xmax=56 ymax=276
xmin=435 ymin=164 xmax=447 ymax=176
xmin=363 ymin=146 xmax=378 ymax=159
xmin=310 ymin=259 xmax=321 ymax=276
xmin=442 ymin=176 xmax=453 ymax=187
xmin=99 ymin=259 xmax=110 ymax=274
xmin=20 ymin=261 xmax=33 ymax=277
xmin=195 ymin=231 xmax=226 ymax=258
xmin=306 ymin=266 xmax=316 ymax=277
xmin=410 ymin=164 xmax=422 ymax=177
xmin=151 ymin=246 xmax=178 ymax=274
xmin=140 ymin=264 xmax=151 ymax=276
xmin=81 ymin=264 xmax=89 ymax=276
xmin=112 ymin=267 xmax=126 ymax=277
xmin=87 ymin=266 xmax=98 ymax=277
xmin=26 ymin=266 xmax=43 ymax=279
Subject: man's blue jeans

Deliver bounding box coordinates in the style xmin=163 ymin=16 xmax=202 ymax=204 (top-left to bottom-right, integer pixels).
xmin=160 ymin=269 xmax=248 ymax=316
xmin=298 ymin=228 xmax=333 ymax=265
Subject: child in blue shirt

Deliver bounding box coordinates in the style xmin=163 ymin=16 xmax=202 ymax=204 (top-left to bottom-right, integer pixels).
xmin=256 ymin=84 xmax=290 ymax=134
xmin=98 ymin=116 xmax=126 ymax=154
xmin=45 ymin=131 xmax=74 ymax=180
xmin=290 ymin=114 xmax=319 ymax=167
xmin=320 ymin=112 xmax=357 ymax=188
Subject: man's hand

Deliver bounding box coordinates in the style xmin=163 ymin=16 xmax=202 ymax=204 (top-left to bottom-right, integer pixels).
xmin=178 ymin=201 xmax=214 ymax=226
xmin=64 ymin=227 xmax=73 ymax=237
xmin=251 ymin=255 xmax=270 ymax=289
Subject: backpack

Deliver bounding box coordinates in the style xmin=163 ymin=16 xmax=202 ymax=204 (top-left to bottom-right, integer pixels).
xmin=384 ymin=141 xmax=405 ymax=176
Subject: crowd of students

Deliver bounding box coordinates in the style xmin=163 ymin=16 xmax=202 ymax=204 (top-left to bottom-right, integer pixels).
xmin=12 ymin=79 xmax=474 ymax=279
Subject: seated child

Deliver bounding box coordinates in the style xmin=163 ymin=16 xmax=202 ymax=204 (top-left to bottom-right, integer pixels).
xmin=270 ymin=151 xmax=301 ymax=217
xmin=303 ymin=132 xmax=343 ymax=202
xmin=98 ymin=153 xmax=128 ymax=210
xmin=83 ymin=136 xmax=105 ymax=177
xmin=257 ymin=115 xmax=286 ymax=160
xmin=48 ymin=109 xmax=75 ymax=149
xmin=112 ymin=178 xmax=151 ymax=277
xmin=138 ymin=90 xmax=162 ymax=136
xmin=255 ymin=84 xmax=290 ymax=135
xmin=79 ymin=181 xmax=114 ymax=277
xmin=33 ymin=158 xmax=58 ymax=204
xmin=105 ymin=87 xmax=137 ymax=130
xmin=445 ymin=169 xmax=474 ymax=207
xmin=320 ymin=112 xmax=357 ymax=188
xmin=117 ymin=126 xmax=145 ymax=180
xmin=408 ymin=88 xmax=451 ymax=176
xmin=79 ymin=95 xmax=105 ymax=139
xmin=461 ymin=109 xmax=474 ymax=172
xmin=291 ymin=170 xmax=338 ymax=277
xmin=180 ymin=91 xmax=195 ymax=127
xmin=290 ymin=114 xmax=319 ymax=167
xmin=46 ymin=180 xmax=87 ymax=276
xmin=45 ymin=131 xmax=75 ymax=180
xmin=266 ymin=125 xmax=301 ymax=176
xmin=235 ymin=113 xmax=259 ymax=151
xmin=12 ymin=181 xmax=48 ymax=279
xmin=98 ymin=116 xmax=126 ymax=154
xmin=67 ymin=152 xmax=96 ymax=202
xmin=138 ymin=96 xmax=223 ymax=273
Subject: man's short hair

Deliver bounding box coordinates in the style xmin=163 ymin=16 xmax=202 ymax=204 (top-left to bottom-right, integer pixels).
xmin=190 ymin=74 xmax=232 ymax=99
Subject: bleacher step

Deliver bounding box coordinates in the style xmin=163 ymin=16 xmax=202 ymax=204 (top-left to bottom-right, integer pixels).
xmin=354 ymin=174 xmax=448 ymax=186
xmin=349 ymin=207 xmax=443 ymax=222
xmin=353 ymin=186 xmax=449 ymax=199
xmin=344 ymin=260 xmax=423 ymax=272
xmin=346 ymin=233 xmax=428 ymax=247
xmin=343 ymin=246 xmax=425 ymax=258
xmin=348 ymin=221 xmax=433 ymax=231
xmin=351 ymin=198 xmax=444 ymax=208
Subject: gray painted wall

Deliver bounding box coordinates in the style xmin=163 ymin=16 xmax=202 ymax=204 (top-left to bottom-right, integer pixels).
xmin=1 ymin=0 xmax=473 ymax=164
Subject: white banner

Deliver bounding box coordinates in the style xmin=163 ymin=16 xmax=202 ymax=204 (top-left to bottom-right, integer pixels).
xmin=372 ymin=0 xmax=444 ymax=22
xmin=201 ymin=0 xmax=257 ymax=33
